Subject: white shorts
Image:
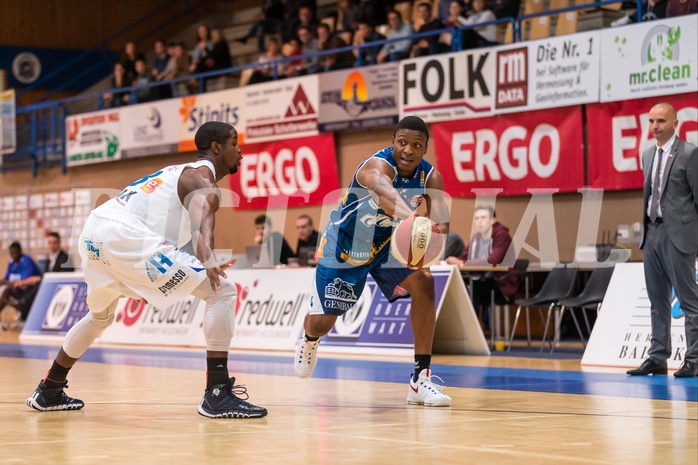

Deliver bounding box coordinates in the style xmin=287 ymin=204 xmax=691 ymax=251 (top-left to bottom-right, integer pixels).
xmin=78 ymin=213 xmax=207 ymax=312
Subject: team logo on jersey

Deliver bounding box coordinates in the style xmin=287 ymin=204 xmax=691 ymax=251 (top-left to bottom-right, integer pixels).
xmin=140 ymin=177 xmax=163 ymax=194
xmin=145 ymin=251 xmax=174 ymax=282
xmin=83 ymin=240 xmax=103 ymax=261
xmin=324 ymin=278 xmax=359 ymax=313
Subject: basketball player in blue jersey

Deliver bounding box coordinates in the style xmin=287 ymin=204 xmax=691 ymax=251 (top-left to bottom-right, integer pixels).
xmin=294 ymin=116 xmax=452 ymax=407
xmin=27 ymin=122 xmax=267 ymax=418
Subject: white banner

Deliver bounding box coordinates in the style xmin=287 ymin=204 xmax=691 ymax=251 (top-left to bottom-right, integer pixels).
xmin=119 ymin=100 xmax=181 ymax=158
xmin=582 ymin=262 xmax=693 ymax=369
xmin=65 ymin=109 xmax=122 ymax=166
xmin=495 ymin=31 xmax=600 ymax=112
xmin=176 ymin=87 xmax=246 ymax=151
xmin=243 ymin=75 xmax=320 ymax=143
xmin=600 ymin=15 xmax=698 ymax=102
xmin=399 ymin=48 xmax=495 ymax=123
xmin=0 ymin=88 xmax=16 ymax=157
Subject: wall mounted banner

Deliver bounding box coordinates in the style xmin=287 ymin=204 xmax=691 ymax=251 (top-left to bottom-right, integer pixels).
xmin=229 ymin=133 xmax=341 ymax=209
xmin=432 ymin=107 xmax=584 ymax=196
xmin=399 ymin=48 xmax=495 ymax=123
xmin=318 ymin=63 xmax=399 ymax=132
xmin=587 ymin=92 xmax=698 ymax=190
xmin=243 ymin=75 xmax=320 ymax=143
xmin=0 ymin=89 xmax=16 ymax=157
xmin=176 ymin=88 xmax=245 ymax=151
xmin=65 ymin=109 xmax=122 ymax=166
xmin=119 ymin=100 xmax=180 ymax=158
xmin=599 ymin=15 xmax=697 ymax=103
xmin=495 ymin=31 xmax=600 ymax=112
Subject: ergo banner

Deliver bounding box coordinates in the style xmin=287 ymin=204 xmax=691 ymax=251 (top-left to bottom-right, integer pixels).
xmin=432 ymin=107 xmax=584 ymax=196
xmin=229 ymin=133 xmax=341 ymax=209
xmin=587 ymin=92 xmax=698 ymax=190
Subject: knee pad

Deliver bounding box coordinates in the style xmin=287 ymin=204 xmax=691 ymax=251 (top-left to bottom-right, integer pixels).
xmin=203 ymin=280 xmax=237 ymax=352
xmin=63 ymin=300 xmax=117 ymax=359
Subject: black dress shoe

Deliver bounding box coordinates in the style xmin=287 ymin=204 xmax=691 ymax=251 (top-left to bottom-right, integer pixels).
xmin=674 ymin=361 xmax=698 ymax=378
xmin=627 ymin=359 xmax=668 ymax=376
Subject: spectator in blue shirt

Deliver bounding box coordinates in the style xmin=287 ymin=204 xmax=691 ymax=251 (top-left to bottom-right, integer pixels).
xmin=0 ymin=242 xmax=43 ymax=322
xmin=377 ymin=10 xmax=415 ymax=63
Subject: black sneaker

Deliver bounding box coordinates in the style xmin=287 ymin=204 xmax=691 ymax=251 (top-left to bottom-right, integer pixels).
xmin=198 ymin=377 xmax=267 ymax=419
xmin=26 ymin=381 xmax=84 ymax=412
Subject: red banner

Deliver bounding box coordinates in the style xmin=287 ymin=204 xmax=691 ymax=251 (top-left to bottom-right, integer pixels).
xmin=432 ymin=107 xmax=584 ymax=197
xmin=587 ymin=93 xmax=698 ymax=190
xmin=229 ymin=133 xmax=341 ymax=210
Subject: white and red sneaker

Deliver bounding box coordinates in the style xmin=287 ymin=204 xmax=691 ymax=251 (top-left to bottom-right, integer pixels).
xmin=406 ymin=368 xmax=451 ymax=407
xmin=294 ymin=337 xmax=320 ymax=378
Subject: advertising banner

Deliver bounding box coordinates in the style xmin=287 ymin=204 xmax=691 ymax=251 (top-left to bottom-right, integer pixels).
xmin=495 ymin=31 xmax=600 ymax=112
xmin=65 ymin=109 xmax=122 ymax=166
xmin=599 ymin=16 xmax=698 ymax=102
xmin=587 ymin=93 xmax=698 ymax=190
xmin=243 ymin=75 xmax=320 ymax=143
xmin=399 ymin=48 xmax=495 ymax=123
xmin=119 ymin=100 xmax=181 ymax=158
xmin=0 ymin=89 xmax=16 ymax=157
xmin=318 ymin=63 xmax=399 ymax=132
xmin=230 ymin=133 xmax=341 ymax=209
xmin=176 ymin=88 xmax=245 ymax=152
xmin=432 ymin=107 xmax=585 ymax=196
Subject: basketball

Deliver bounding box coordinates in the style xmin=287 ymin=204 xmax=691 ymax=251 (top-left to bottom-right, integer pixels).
xmin=390 ymin=216 xmax=445 ymax=270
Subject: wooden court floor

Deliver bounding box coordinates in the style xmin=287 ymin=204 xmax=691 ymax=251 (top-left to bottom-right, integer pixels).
xmin=0 ymin=331 xmax=696 ymax=465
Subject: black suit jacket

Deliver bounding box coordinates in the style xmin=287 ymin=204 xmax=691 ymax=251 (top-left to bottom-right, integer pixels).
xmin=41 ymin=250 xmax=75 ymax=272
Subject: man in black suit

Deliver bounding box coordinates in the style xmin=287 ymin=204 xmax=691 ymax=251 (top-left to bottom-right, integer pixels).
xmin=43 ymin=232 xmax=74 ymax=273
xmin=627 ymin=102 xmax=698 ymax=378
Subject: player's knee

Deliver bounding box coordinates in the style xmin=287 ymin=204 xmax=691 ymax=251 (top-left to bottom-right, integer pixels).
xmin=89 ymin=308 xmax=115 ymax=330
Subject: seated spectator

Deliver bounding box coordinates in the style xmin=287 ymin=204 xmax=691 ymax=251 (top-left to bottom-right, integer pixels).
xmin=440 ymin=0 xmax=467 ymax=49
xmin=119 ymin=41 xmax=145 ymax=80
xmin=352 ymin=21 xmax=385 ymax=65
xmin=410 ymin=2 xmax=447 ymax=58
xmin=444 ymin=206 xmax=516 ymax=330
xmin=289 ymin=26 xmax=319 ymax=76
xmin=189 ymin=24 xmax=214 ymax=74
xmin=132 ymin=58 xmax=157 ymax=103
xmin=151 ymin=40 xmax=172 ymax=99
xmin=489 ymin=0 xmax=521 ymax=19
xmin=209 ymin=29 xmax=232 ymax=72
xmin=316 ymin=24 xmax=354 ymax=71
xmin=249 ymin=37 xmax=288 ymax=84
xmin=169 ymin=42 xmax=193 ymax=96
xmin=376 ymin=10 xmax=415 ymax=64
xmin=444 ymin=231 xmax=466 ymax=259
xmin=294 ymin=214 xmax=320 ymax=257
xmin=106 ymin=62 xmax=132 ymax=108
xmin=0 ymin=242 xmax=43 ymax=323
xmin=284 ymin=5 xmax=320 ymax=43
xmin=254 ymin=215 xmax=294 ymax=266
xmin=666 ymin=0 xmax=697 ymax=16
xmin=612 ymin=0 xmax=668 ymax=25
xmin=236 ymin=0 xmax=285 ymax=52
xmin=39 ymin=232 xmax=74 ymax=273
xmin=457 ymin=0 xmax=498 ymax=49
xmin=335 ymin=0 xmax=362 ymax=32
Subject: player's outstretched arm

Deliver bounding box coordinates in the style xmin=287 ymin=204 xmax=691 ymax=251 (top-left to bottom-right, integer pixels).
xmin=425 ymin=170 xmax=450 ymax=235
xmin=358 ymin=159 xmax=415 ymax=220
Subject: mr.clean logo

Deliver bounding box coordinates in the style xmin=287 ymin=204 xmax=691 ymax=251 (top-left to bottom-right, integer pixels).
xmin=115 ymin=298 xmax=146 ymax=326
xmin=285 ymin=86 xmax=315 ymax=117
xmin=496 ymin=47 xmax=528 ymax=109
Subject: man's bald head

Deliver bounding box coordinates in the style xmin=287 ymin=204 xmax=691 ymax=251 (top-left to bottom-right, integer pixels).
xmin=648 ymin=103 xmax=678 ymax=146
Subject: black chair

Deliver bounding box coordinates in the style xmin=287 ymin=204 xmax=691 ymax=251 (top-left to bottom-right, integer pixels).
xmin=552 ymin=266 xmax=615 ymax=352
xmin=491 ymin=259 xmax=529 ymax=347
xmin=507 ymin=267 xmax=578 ymax=352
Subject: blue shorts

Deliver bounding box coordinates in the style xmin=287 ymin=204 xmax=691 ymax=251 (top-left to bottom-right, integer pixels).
xmin=309 ymin=230 xmax=416 ymax=316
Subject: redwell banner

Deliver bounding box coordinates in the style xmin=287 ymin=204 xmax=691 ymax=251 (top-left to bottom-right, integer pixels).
xmin=229 ymin=133 xmax=341 ymax=209
xmin=587 ymin=92 xmax=698 ymax=190
xmin=432 ymin=107 xmax=584 ymax=197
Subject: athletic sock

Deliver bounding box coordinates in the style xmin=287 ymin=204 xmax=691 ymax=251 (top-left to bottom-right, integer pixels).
xmin=206 ymin=357 xmax=229 ymax=389
xmin=43 ymin=361 xmax=71 ymax=389
xmin=304 ymin=333 xmax=319 ymax=342
xmin=413 ymin=354 xmax=432 ymax=382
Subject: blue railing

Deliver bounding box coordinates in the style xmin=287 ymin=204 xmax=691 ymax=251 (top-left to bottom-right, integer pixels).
xmin=5 ymin=1 xmax=642 ymax=176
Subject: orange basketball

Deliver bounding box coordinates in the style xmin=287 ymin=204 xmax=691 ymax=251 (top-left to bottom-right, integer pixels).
xmin=390 ymin=216 xmax=445 ymax=270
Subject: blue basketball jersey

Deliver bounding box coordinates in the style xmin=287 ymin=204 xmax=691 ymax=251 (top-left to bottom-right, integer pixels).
xmin=321 ymin=147 xmax=434 ymax=266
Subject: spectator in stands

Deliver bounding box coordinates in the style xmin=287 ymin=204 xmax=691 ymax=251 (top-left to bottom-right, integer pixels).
xmin=376 ymin=10 xmax=415 ymax=63
xmin=665 ymin=0 xmax=696 ymax=16
xmin=285 ymin=5 xmax=320 ymax=43
xmin=249 ymin=37 xmax=287 ymax=84
xmin=444 ymin=206 xmax=516 ymax=331
xmin=410 ymin=2 xmax=447 ymax=58
xmin=444 ymin=231 xmax=466 ymax=259
xmin=458 ymin=0 xmax=498 ymax=49
xmin=253 ymin=215 xmax=294 ymax=266
xmin=0 ymin=242 xmax=43 ymax=323
xmin=208 ymin=29 xmax=232 ymax=72
xmin=335 ymin=0 xmax=362 ymax=32
xmin=439 ymin=0 xmax=468 ymax=49
xmin=106 ymin=62 xmax=132 ymax=108
xmin=132 ymin=58 xmax=157 ymax=103
xmin=286 ymin=0 xmax=318 ymax=22
xmin=611 ymin=0 xmax=668 ymax=25
xmin=236 ymin=0 xmax=285 ymax=52
xmin=489 ymin=0 xmax=521 ymax=19
xmin=294 ymin=214 xmax=320 ymax=257
xmin=189 ymin=24 xmax=214 ymax=74
xmin=352 ymin=20 xmax=385 ymax=65
xmin=40 ymin=232 xmax=74 ymax=273
xmin=291 ymin=26 xmax=320 ymax=75
xmin=358 ymin=0 xmax=389 ymax=26
xmin=316 ymin=23 xmax=354 ymax=71
xmin=283 ymin=39 xmax=304 ymax=75
xmin=151 ymin=40 xmax=172 ymax=99
xmin=171 ymin=42 xmax=193 ymax=96
xmin=119 ymin=41 xmax=145 ymax=79
xmin=437 ymin=0 xmax=463 ymax=23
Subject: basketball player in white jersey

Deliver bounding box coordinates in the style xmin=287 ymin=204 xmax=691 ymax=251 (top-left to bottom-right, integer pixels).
xmin=27 ymin=121 xmax=267 ymax=418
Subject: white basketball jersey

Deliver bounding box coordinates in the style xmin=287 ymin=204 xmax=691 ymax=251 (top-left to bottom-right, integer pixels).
xmin=93 ymin=160 xmax=216 ymax=247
